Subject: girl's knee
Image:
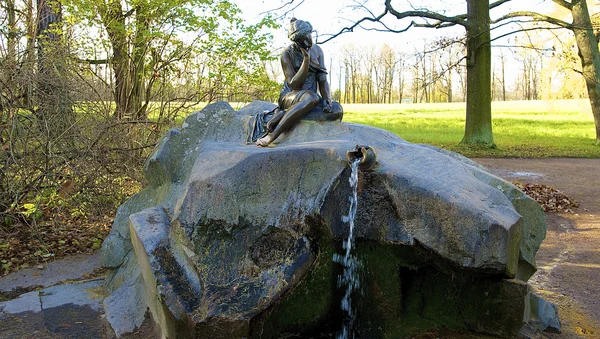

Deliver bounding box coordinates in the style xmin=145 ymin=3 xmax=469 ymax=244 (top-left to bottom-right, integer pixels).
xmin=302 ymin=91 xmax=320 ymax=105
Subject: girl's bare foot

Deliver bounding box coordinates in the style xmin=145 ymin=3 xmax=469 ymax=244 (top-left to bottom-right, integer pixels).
xmin=256 ymin=135 xmax=272 ymax=147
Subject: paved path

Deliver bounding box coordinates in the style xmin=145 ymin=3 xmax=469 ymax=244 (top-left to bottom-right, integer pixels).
xmin=0 ymin=252 xmax=110 ymax=339
xmin=0 ymin=252 xmax=102 ymax=293
xmin=475 ymin=158 xmax=600 ymax=339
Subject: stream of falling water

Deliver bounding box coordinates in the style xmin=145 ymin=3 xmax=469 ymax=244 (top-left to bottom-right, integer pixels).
xmin=333 ymin=159 xmax=360 ymax=339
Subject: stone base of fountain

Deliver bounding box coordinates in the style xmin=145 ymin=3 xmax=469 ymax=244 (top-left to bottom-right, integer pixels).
xmin=101 ymin=101 xmax=558 ymax=338
xmin=257 ymin=240 xmax=529 ymax=338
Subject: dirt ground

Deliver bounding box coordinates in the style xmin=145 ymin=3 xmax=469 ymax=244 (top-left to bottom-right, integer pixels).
xmin=474 ymin=158 xmax=600 ymax=339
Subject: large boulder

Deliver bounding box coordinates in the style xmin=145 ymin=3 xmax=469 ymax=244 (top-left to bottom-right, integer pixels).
xmin=101 ymin=101 xmax=547 ymax=338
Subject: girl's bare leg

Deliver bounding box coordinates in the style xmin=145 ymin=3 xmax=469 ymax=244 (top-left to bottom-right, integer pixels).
xmin=267 ymin=109 xmax=286 ymax=132
xmin=257 ymin=92 xmax=319 ymax=147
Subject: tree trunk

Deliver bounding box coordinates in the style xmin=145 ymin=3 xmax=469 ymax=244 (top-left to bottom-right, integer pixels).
xmin=462 ymin=0 xmax=494 ymax=147
xmin=103 ymin=0 xmax=130 ymax=119
xmin=339 ymin=62 xmax=343 ymax=103
xmin=131 ymin=7 xmax=149 ymax=119
xmin=413 ymin=63 xmax=419 ymax=103
xmin=37 ymin=0 xmax=73 ymax=127
xmin=501 ymin=52 xmax=506 ymax=101
xmin=447 ymin=67 xmax=453 ymax=103
xmin=37 ymin=0 xmax=60 ymax=69
xmin=533 ymin=58 xmax=539 ymax=100
xmin=421 ymin=53 xmax=428 ymax=103
xmin=102 ymin=0 xmax=151 ymax=120
xmin=398 ymin=65 xmax=404 ymax=103
xmin=344 ymin=61 xmax=349 ymax=104
xmin=6 ymin=0 xmax=17 ymax=69
xmin=571 ymin=0 xmax=600 ymax=143
xmin=351 ymin=62 xmax=356 ymax=103
xmin=388 ymin=66 xmax=394 ymax=104
xmin=24 ymin=0 xmax=35 ymax=106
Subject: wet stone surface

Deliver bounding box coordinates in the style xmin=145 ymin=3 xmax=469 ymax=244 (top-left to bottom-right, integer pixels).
xmin=99 ymin=102 xmax=550 ymax=338
xmin=0 ymin=278 xmax=109 ymax=339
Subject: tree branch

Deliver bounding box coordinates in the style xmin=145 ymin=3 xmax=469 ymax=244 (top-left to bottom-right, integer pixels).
xmin=492 ymin=44 xmax=555 ymax=52
xmin=77 ymin=58 xmax=110 ymax=64
xmin=491 ymin=25 xmax=568 ymax=45
xmin=109 ymin=144 xmax=157 ymax=152
xmin=317 ymin=0 xmax=512 ymax=45
xmin=123 ymin=7 xmax=135 ymax=18
xmin=259 ymin=0 xmax=306 ymax=19
xmin=493 ymin=11 xmax=572 ymax=29
xmin=354 ymin=21 xmax=416 ymax=35
xmin=553 ymin=0 xmax=573 ymax=10
xmin=490 ymin=0 xmax=513 ymax=10
xmin=318 ymin=8 xmax=390 ymax=44
xmin=384 ymin=0 xmax=468 ymax=28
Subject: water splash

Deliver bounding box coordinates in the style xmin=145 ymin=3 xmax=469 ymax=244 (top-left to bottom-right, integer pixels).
xmin=333 ymin=159 xmax=360 ymax=339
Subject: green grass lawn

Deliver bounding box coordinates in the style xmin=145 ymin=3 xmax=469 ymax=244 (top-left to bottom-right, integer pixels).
xmin=148 ymin=99 xmax=598 ymax=158
xmin=342 ymin=100 xmax=600 ymax=158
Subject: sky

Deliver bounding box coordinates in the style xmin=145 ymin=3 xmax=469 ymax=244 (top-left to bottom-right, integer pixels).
xmin=233 ymin=0 xmax=554 ymax=50
xmin=232 ymin=0 xmax=561 ymax=92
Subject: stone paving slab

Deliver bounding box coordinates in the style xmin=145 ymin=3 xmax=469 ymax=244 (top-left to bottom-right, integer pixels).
xmin=0 ymin=290 xmax=41 ymax=313
xmin=0 ymin=278 xmax=112 ymax=339
xmin=40 ymin=278 xmax=106 ymax=311
xmin=0 ymin=252 xmax=102 ymax=293
xmin=0 ymin=252 xmax=122 ymax=338
xmin=0 ymin=279 xmax=106 ymax=316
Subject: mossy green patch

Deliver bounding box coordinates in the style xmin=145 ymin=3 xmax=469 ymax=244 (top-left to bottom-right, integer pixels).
xmin=355 ymin=243 xmax=405 ymax=337
xmin=253 ymin=221 xmax=337 ymax=338
xmin=253 ymin=237 xmax=527 ymax=338
xmin=353 ymin=243 xmax=527 ymax=338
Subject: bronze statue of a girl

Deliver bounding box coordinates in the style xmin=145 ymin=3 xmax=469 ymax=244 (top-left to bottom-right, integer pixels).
xmin=256 ymin=18 xmax=341 ymax=146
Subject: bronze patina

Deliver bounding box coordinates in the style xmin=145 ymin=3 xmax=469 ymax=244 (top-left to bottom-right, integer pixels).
xmin=256 ymin=18 xmax=340 ymax=146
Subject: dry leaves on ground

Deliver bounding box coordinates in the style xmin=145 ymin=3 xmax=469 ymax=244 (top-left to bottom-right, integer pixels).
xmin=0 ymin=214 xmax=112 ymax=277
xmin=513 ymin=181 xmax=579 ymax=213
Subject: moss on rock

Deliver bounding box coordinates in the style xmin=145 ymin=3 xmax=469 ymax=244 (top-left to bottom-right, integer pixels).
xmin=252 ymin=220 xmax=337 ymax=338
xmin=354 ymin=242 xmax=528 ymax=338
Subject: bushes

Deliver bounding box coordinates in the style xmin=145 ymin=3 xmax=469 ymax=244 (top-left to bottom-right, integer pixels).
xmin=0 ymin=101 xmax=161 ymax=274
xmin=0 ymin=55 xmax=172 ymax=274
xmin=0 ymin=0 xmax=280 ymax=274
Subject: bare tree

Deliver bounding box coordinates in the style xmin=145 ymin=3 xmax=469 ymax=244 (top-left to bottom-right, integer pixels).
xmin=342 ymin=44 xmax=361 ymax=103
xmin=397 ymin=55 xmax=406 ymax=103
xmin=500 ymin=50 xmax=507 ymax=101
xmin=37 ymin=0 xmax=75 ymax=138
xmin=4 ymin=0 xmax=17 ymax=69
xmin=517 ymin=50 xmax=541 ymax=100
xmin=424 ymin=38 xmax=463 ymax=103
xmin=410 ymin=53 xmax=422 ymax=103
xmin=364 ymin=47 xmax=376 ymax=103
xmin=495 ymin=0 xmax=600 ymax=143
xmin=318 ymin=0 xmax=514 ymax=147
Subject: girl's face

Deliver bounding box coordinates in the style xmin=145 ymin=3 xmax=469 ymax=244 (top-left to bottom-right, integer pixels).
xmin=295 ymin=34 xmax=313 ymax=50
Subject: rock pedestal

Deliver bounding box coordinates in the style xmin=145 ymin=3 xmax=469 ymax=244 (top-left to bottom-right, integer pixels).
xmin=101 ymin=101 xmax=554 ymax=338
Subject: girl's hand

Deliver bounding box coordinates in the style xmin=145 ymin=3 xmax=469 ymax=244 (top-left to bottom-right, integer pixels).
xmin=300 ymin=45 xmax=310 ymax=59
xmin=323 ymin=98 xmax=332 ymax=113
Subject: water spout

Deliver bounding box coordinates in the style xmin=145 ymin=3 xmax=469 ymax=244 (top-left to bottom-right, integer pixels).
xmin=333 ymin=158 xmax=361 ymax=339
xmin=346 ymin=145 xmax=377 ymax=170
